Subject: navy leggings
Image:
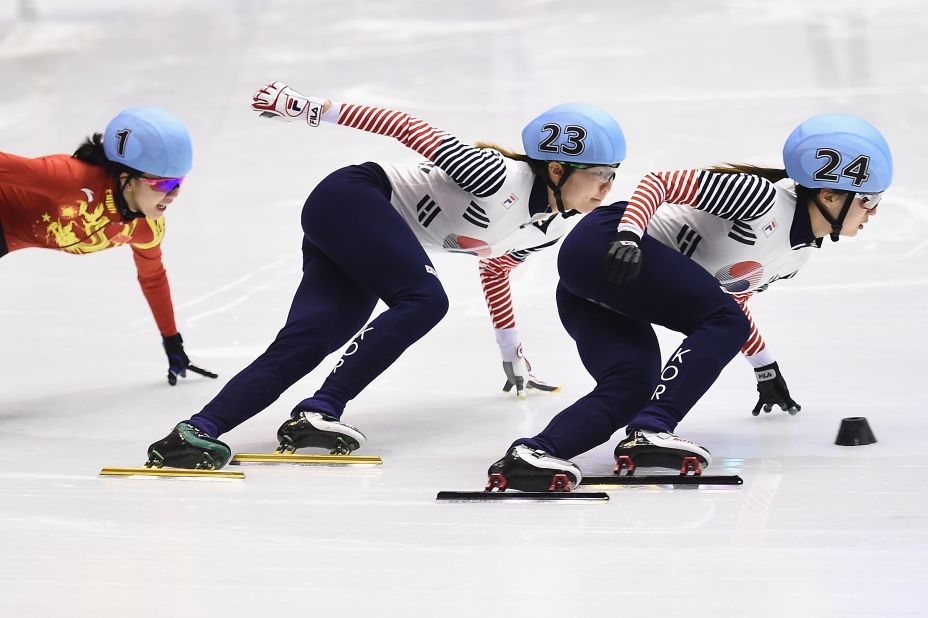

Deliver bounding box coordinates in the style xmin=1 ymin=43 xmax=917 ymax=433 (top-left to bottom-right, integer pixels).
xmin=514 ymin=203 xmax=751 ymax=460
xmin=189 ymin=164 xmax=448 ymax=438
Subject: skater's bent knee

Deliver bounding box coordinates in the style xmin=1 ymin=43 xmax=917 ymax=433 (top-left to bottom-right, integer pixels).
xmin=710 ymin=303 xmax=752 ymax=349
xmin=419 ymin=286 xmax=450 ymax=325
xmin=392 ymin=280 xmax=449 ymax=326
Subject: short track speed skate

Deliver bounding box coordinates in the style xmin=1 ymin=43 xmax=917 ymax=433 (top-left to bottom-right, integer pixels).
xmin=276 ymin=411 xmax=365 ymax=454
xmin=144 ymin=422 xmax=233 ymax=470
xmin=583 ymin=429 xmax=742 ymax=487
xmin=229 ymin=411 xmax=381 ymax=466
xmin=100 ymin=423 xmax=243 ymax=479
xmin=436 ymin=445 xmax=609 ymax=502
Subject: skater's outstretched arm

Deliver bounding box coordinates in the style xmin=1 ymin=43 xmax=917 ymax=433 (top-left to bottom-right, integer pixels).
xmin=130 ymin=229 xmax=217 ymax=386
xmin=479 ymin=254 xmax=559 ymax=397
xmin=731 ymin=292 xmax=801 ymax=416
xmin=251 ymin=81 xmax=507 ymax=198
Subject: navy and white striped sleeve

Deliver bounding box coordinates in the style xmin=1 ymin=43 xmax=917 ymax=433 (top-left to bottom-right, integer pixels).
xmin=693 ymin=171 xmax=777 ymax=221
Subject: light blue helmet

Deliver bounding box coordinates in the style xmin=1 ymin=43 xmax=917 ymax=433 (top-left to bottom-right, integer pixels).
xmin=783 ymin=113 xmax=892 ymax=193
xmin=522 ymin=103 xmax=626 ymax=165
xmin=104 ymin=107 xmax=193 ymax=177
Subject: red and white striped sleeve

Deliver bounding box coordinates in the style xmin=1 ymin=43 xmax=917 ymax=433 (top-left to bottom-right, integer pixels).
xmin=478 ymin=255 xmax=525 ymax=330
xmin=617 ymin=170 xmax=701 ymax=237
xmin=328 ymin=102 xmax=507 ymax=198
xmin=732 ymin=292 xmax=775 ymax=368
xmin=617 ymin=169 xmax=777 ymax=237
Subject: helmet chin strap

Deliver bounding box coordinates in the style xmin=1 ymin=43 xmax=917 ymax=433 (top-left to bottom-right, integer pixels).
xmin=814 ymin=192 xmax=855 ymax=242
xmin=545 ymin=164 xmax=577 ymax=216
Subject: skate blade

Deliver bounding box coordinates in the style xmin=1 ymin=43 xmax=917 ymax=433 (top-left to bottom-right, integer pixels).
xmin=229 ymin=453 xmax=382 ymax=466
xmin=582 ymin=474 xmax=743 ymax=487
xmin=99 ymin=467 xmax=244 ymax=479
xmin=436 ymin=491 xmax=609 ymax=502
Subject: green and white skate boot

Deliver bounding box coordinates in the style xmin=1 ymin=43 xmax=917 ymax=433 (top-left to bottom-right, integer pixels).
xmin=146 ymin=422 xmax=232 ymax=470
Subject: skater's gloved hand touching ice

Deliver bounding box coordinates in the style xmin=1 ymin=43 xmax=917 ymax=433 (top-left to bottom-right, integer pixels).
xmin=752 ymin=361 xmax=800 ymax=416
xmin=496 ymin=332 xmax=560 ymax=398
xmin=251 ymin=81 xmax=331 ymax=126
xmin=162 ymin=333 xmax=218 ymax=386
xmin=502 ymin=356 xmax=560 ymax=398
xmin=604 ymin=231 xmax=642 ymax=284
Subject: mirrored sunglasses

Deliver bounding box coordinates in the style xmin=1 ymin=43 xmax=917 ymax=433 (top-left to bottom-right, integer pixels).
xmin=855 ymin=192 xmax=882 ymax=210
xmin=140 ymin=176 xmax=185 ymax=193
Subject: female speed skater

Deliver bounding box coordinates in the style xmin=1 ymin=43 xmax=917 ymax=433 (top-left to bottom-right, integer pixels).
xmin=488 ymin=113 xmax=893 ymax=491
xmin=0 ymin=107 xmax=216 ymax=386
xmin=145 ymin=81 xmax=627 ymax=469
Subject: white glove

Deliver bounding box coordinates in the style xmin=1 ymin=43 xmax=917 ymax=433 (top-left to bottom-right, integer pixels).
xmin=251 ymin=81 xmax=327 ymax=126
xmin=502 ymin=347 xmax=560 ymax=398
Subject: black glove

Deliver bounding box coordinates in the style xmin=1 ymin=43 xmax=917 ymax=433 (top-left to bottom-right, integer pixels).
xmin=752 ymin=361 xmax=800 ymax=416
xmin=162 ymin=333 xmax=218 ymax=386
xmin=604 ymin=231 xmax=642 ymax=284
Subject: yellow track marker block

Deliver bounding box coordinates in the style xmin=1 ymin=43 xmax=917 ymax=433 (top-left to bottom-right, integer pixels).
xmin=229 ymin=453 xmax=382 ymax=465
xmin=100 ymin=467 xmax=245 ymax=479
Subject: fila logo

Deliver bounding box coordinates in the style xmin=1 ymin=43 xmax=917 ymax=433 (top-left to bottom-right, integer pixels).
xmin=763 ymin=219 xmax=779 ymax=237
xmin=756 ymin=369 xmax=777 ymax=381
xmin=306 ymin=100 xmax=323 ymax=127
xmin=287 ymin=98 xmax=304 ymax=114
xmin=501 ymin=193 xmax=518 ymax=208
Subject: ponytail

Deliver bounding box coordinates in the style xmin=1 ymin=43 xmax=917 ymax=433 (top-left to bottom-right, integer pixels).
xmin=706 ymin=163 xmax=789 ymax=184
xmin=73 ymin=132 xmax=141 ymax=190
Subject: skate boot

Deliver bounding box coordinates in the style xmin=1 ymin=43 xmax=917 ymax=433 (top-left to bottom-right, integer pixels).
xmin=276 ymin=411 xmax=367 ymax=455
xmin=146 ymin=422 xmax=232 ymax=470
xmin=486 ymin=445 xmax=582 ymax=492
xmin=613 ymin=429 xmax=711 ymax=475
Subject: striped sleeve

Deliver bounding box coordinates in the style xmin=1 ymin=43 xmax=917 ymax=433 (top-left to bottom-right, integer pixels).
xmin=732 ymin=292 xmax=775 ymax=368
xmin=334 ymin=103 xmax=507 ymax=197
xmin=478 ymin=254 xmax=527 ymax=329
xmin=617 ymin=170 xmax=777 ymax=237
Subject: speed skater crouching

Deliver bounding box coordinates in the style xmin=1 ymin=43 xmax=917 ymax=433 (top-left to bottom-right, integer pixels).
xmin=145 ymin=83 xmax=626 ymax=469
xmin=486 ymin=113 xmax=893 ymax=492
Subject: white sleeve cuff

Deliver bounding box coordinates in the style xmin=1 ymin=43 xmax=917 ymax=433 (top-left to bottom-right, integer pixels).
xmin=321 ymin=99 xmax=341 ymax=124
xmin=744 ymin=348 xmax=775 ymax=368
xmin=494 ymin=327 xmax=521 ymax=362
xmin=616 ymin=222 xmax=644 ymax=238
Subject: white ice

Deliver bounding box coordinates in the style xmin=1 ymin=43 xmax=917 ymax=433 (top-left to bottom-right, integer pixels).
xmin=1 ymin=1 xmax=926 ymax=616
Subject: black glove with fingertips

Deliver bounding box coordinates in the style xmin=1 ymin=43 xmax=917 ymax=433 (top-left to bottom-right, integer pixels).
xmin=752 ymin=361 xmax=801 ymax=416
xmin=163 ymin=333 xmax=218 ymax=386
xmin=604 ymin=231 xmax=642 ymax=284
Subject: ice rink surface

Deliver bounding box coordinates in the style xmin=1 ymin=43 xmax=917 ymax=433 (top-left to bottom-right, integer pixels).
xmin=1 ymin=1 xmax=926 ymax=616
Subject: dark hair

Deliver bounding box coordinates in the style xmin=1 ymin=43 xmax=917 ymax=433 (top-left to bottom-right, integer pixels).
xmin=706 ymin=163 xmax=789 ymax=185
xmin=709 ymin=163 xmax=853 ymax=208
xmin=73 ymin=133 xmax=141 ymax=183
